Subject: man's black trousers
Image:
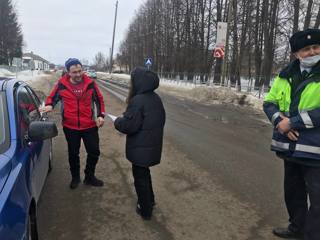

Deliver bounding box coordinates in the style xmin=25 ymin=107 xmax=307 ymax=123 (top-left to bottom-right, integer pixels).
xmin=284 ymin=160 xmax=320 ymax=240
xmin=63 ymin=127 xmax=100 ymax=179
xmin=132 ymin=165 xmax=155 ymax=217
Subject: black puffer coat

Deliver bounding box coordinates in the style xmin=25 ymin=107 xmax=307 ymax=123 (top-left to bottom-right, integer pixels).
xmin=114 ymin=67 xmax=166 ymax=167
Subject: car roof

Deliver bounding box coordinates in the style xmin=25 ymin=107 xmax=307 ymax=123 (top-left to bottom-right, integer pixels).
xmin=0 ymin=78 xmax=11 ymax=91
xmin=0 ymin=78 xmax=19 ymax=92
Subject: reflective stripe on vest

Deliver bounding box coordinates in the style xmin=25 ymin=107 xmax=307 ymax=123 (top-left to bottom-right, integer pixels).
xmin=295 ymin=144 xmax=320 ymax=154
xmin=271 ymin=112 xmax=280 ymax=125
xmin=271 ymin=140 xmax=289 ymax=150
xmin=272 ymin=140 xmax=320 ymax=155
xmin=299 ymin=111 xmax=314 ymax=128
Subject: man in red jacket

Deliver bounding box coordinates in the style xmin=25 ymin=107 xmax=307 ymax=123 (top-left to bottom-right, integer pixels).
xmin=40 ymin=58 xmax=105 ymax=189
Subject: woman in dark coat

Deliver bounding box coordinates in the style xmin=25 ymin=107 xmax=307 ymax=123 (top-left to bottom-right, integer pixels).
xmin=114 ymin=67 xmax=166 ymax=220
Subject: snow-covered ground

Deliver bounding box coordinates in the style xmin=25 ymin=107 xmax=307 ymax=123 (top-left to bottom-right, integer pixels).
xmin=98 ymin=72 xmax=130 ymax=84
xmin=98 ymin=72 xmax=265 ymax=112
xmin=1 ymin=70 xmax=265 ymax=111
xmin=159 ymin=79 xmax=264 ymax=112
xmin=0 ymin=68 xmax=15 ymax=77
xmin=0 ymin=68 xmax=51 ymax=83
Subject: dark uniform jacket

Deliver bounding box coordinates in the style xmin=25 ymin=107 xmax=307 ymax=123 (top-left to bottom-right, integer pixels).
xmin=263 ymin=60 xmax=320 ymax=166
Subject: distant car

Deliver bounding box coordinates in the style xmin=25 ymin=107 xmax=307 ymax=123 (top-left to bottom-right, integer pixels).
xmin=86 ymin=69 xmax=97 ymax=79
xmin=0 ymin=78 xmax=58 ymax=240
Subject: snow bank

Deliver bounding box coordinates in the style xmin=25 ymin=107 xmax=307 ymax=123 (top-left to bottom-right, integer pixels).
xmin=160 ymin=79 xmax=196 ymax=90
xmin=0 ymin=68 xmax=52 ymax=86
xmin=0 ymin=68 xmax=15 ymax=77
xmin=17 ymin=70 xmax=50 ymax=83
xmin=96 ymin=71 xmax=264 ymax=112
xmin=159 ymin=79 xmax=264 ymax=112
xmin=97 ymin=72 xmax=130 ymax=84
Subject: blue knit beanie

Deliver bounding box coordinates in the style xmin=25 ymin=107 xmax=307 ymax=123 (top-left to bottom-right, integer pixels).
xmin=65 ymin=58 xmax=82 ymax=71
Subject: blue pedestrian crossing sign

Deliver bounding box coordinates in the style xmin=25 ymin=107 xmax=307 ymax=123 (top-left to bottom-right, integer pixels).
xmin=144 ymin=58 xmax=153 ymax=69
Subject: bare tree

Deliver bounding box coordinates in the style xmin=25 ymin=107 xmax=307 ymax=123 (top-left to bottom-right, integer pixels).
xmin=93 ymin=52 xmax=108 ymax=71
xmin=117 ymin=0 xmax=319 ymax=88
xmin=292 ymin=0 xmax=300 ymax=33
xmin=314 ymin=2 xmax=320 ymax=28
xmin=303 ymin=0 xmax=313 ymax=29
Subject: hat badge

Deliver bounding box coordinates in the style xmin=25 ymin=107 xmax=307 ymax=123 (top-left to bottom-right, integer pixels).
xmin=307 ymin=35 xmax=311 ymax=39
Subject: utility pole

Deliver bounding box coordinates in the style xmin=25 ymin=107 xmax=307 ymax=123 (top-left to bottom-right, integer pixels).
xmin=109 ymin=0 xmax=118 ymax=73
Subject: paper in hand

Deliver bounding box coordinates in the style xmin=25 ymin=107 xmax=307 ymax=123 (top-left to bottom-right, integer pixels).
xmin=40 ymin=101 xmax=45 ymax=117
xmin=107 ymin=114 xmax=118 ymax=122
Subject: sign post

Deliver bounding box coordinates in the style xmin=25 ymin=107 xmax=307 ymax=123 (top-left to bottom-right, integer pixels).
xmin=213 ymin=22 xmax=227 ymax=59
xmin=216 ymin=22 xmax=227 ymax=47
xmin=213 ymin=22 xmax=228 ymax=58
xmin=213 ymin=22 xmax=229 ymax=86
xmin=144 ymin=58 xmax=153 ymax=70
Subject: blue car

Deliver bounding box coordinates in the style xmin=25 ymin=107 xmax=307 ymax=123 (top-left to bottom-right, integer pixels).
xmin=0 ymin=78 xmax=57 ymax=240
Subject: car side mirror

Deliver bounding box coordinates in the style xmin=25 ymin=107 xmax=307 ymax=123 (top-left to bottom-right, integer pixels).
xmin=28 ymin=121 xmax=58 ymax=141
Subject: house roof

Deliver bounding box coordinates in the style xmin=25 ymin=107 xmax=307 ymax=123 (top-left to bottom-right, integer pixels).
xmin=23 ymin=52 xmax=50 ymax=64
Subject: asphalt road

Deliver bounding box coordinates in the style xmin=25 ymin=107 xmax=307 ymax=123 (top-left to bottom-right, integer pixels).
xmin=35 ymin=75 xmax=287 ymax=240
xmin=98 ymin=78 xmax=288 ymax=237
xmin=98 ymin=79 xmax=287 ymax=223
xmin=159 ymin=92 xmax=287 ymax=235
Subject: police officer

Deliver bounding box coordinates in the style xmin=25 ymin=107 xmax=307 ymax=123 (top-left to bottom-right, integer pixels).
xmin=264 ymin=29 xmax=320 ymax=240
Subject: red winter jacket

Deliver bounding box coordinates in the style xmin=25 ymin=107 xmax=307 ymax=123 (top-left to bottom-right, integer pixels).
xmin=46 ymin=74 xmax=105 ymax=130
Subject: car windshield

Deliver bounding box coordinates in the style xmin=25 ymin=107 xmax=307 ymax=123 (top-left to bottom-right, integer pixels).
xmin=0 ymin=92 xmax=9 ymax=153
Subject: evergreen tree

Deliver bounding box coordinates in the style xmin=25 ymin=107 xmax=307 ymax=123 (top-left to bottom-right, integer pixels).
xmin=0 ymin=0 xmax=23 ymax=65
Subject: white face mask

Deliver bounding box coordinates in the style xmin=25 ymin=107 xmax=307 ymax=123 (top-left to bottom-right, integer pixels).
xmin=300 ymin=55 xmax=320 ymax=68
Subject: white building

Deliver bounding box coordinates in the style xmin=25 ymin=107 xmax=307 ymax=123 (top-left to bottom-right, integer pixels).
xmin=22 ymin=52 xmax=50 ymax=70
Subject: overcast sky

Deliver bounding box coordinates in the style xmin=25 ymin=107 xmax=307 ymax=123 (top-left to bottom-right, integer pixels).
xmin=13 ymin=0 xmax=145 ymax=65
